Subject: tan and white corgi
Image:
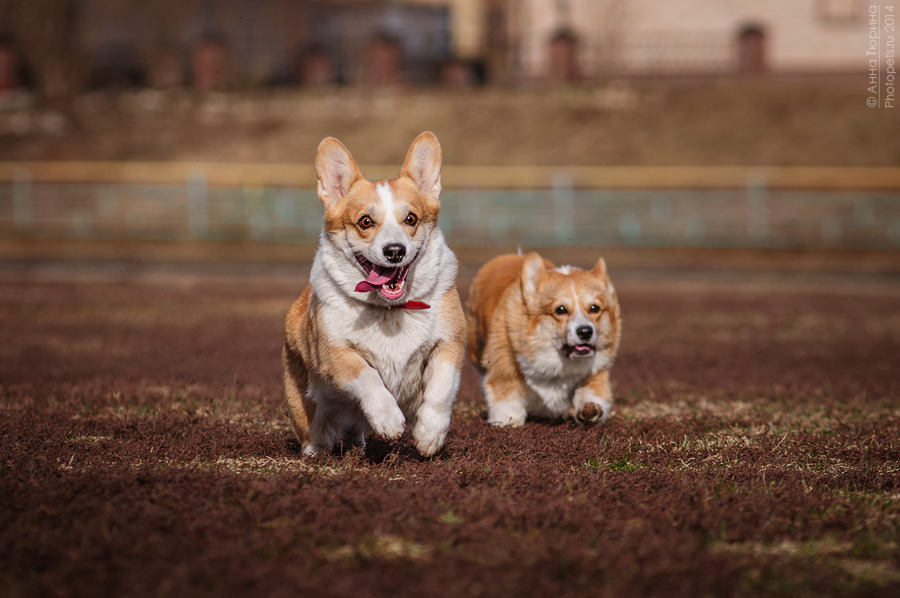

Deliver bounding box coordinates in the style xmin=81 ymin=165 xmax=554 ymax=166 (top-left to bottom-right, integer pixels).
xmin=467 ymin=252 xmax=621 ymax=426
xmin=282 ymin=132 xmax=467 ymax=457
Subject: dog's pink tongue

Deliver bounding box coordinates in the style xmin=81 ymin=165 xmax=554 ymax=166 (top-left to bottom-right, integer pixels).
xmin=354 ymin=267 xmax=394 ymax=293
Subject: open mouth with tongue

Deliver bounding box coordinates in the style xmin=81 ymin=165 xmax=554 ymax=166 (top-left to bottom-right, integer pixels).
xmin=562 ymin=344 xmax=595 ymax=359
xmin=354 ymin=255 xmax=410 ymax=301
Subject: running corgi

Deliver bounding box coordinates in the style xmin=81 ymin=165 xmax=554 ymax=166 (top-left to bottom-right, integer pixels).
xmin=468 ymin=253 xmax=621 ymax=426
xmin=282 ymin=132 xmax=466 ymax=456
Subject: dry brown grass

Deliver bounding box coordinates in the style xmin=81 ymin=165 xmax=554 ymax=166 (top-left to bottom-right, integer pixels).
xmin=1 ymin=248 xmax=898 ymax=597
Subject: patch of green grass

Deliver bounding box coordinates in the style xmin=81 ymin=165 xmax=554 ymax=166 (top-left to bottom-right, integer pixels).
xmin=606 ymin=456 xmax=639 ymax=473
xmin=850 ymin=529 xmax=899 ymax=560
xmin=582 ymin=456 xmax=603 ymax=470
xmin=726 ymin=539 xmax=900 ymax=595
xmin=439 ymin=510 xmax=464 ymax=524
xmin=324 ymin=533 xmax=432 ymax=562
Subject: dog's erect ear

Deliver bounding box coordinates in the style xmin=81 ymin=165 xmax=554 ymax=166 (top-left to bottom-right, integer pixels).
xmin=316 ymin=137 xmax=363 ymax=209
xmin=592 ymin=257 xmax=608 ymax=278
xmin=400 ymin=131 xmax=442 ymax=200
xmin=520 ymin=252 xmax=546 ymax=308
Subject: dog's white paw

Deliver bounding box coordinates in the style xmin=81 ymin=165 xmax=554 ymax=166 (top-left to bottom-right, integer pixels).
xmin=487 ymin=399 xmax=527 ymax=427
xmin=413 ymin=431 xmax=446 ymax=457
xmin=366 ymin=401 xmax=406 ymax=439
xmin=302 ymin=442 xmax=327 ymax=456
xmin=487 ymin=416 xmax=526 ymax=427
xmin=412 ymin=410 xmax=450 ymax=457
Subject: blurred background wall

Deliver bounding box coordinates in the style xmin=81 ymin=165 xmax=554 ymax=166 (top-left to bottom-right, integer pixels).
xmin=0 ymin=0 xmax=874 ymax=96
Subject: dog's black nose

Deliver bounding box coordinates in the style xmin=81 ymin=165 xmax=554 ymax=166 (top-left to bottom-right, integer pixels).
xmin=576 ymin=325 xmax=594 ymax=341
xmin=383 ymin=243 xmax=406 ymax=263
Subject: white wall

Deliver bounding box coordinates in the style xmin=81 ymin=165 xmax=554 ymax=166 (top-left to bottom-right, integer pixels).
xmin=512 ymin=0 xmax=869 ymax=78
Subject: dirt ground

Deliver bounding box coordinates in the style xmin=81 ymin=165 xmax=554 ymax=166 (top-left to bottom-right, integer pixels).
xmin=1 ymin=243 xmax=898 ymax=597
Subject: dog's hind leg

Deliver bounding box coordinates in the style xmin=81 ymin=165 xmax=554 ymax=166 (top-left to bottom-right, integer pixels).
xmin=341 ymin=425 xmax=366 ymax=450
xmin=303 ymin=397 xmax=343 ymax=456
xmin=282 ymin=342 xmax=318 ymax=453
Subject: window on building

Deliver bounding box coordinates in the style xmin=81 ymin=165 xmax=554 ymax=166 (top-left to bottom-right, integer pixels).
xmin=817 ymin=0 xmax=864 ymax=23
xmin=737 ymin=24 xmax=767 ymax=75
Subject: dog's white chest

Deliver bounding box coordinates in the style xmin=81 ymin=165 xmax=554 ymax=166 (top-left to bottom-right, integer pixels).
xmin=327 ymin=302 xmax=436 ymax=398
xmin=356 ymin=314 xmax=432 ymax=363
xmin=518 ymin=352 xmax=596 ymax=417
xmin=523 ymin=375 xmax=578 ymax=417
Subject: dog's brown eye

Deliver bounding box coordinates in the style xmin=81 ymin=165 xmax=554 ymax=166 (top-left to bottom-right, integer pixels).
xmin=589 ymin=304 xmax=601 ymax=314
xmin=405 ymin=212 xmax=418 ymax=226
xmin=358 ymin=215 xmax=374 ymax=229
xmin=554 ymin=305 xmax=568 ymax=316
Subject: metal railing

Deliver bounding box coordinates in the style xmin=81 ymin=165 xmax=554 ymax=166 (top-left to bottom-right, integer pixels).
xmin=1 ymin=163 xmax=899 ymax=249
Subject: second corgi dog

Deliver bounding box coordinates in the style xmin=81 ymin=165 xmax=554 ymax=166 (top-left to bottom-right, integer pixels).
xmin=468 ymin=253 xmax=621 ymax=426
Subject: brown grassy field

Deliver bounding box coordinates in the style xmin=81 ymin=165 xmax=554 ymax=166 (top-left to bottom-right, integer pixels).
xmin=1 ymin=243 xmax=898 ymax=597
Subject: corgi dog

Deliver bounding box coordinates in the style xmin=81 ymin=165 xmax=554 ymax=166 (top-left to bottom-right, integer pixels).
xmin=467 ymin=253 xmax=621 ymax=426
xmin=282 ymin=132 xmax=466 ymax=457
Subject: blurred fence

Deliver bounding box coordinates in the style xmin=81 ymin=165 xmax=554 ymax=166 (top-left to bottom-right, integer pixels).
xmin=1 ymin=163 xmax=899 ymax=249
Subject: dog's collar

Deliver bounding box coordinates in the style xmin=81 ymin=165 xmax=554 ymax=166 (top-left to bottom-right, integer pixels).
xmin=395 ymin=300 xmax=430 ymax=310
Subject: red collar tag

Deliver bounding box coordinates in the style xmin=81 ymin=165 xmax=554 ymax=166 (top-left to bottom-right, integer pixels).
xmin=398 ymin=300 xmax=431 ymax=310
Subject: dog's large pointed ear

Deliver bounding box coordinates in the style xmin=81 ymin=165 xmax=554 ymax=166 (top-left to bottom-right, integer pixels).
xmin=316 ymin=137 xmax=363 ymax=209
xmin=592 ymin=257 xmax=608 ymax=278
xmin=520 ymin=252 xmax=546 ymax=308
xmin=400 ymin=131 xmax=442 ymax=200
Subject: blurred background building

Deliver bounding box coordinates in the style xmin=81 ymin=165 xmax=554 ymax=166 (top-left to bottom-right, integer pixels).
xmin=513 ymin=0 xmax=867 ymax=80
xmin=1 ymin=1 xmax=896 ymax=251
xmin=0 ymin=0 xmax=872 ymax=96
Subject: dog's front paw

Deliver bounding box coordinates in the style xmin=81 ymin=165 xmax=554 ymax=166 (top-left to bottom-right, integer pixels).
xmin=573 ymin=395 xmax=612 ymax=425
xmin=486 ymin=399 xmax=527 ymax=427
xmin=487 ymin=415 xmax=526 ymax=427
xmin=412 ymin=409 xmax=450 ymax=457
xmin=413 ymin=430 xmax=447 ymax=458
xmin=302 ymin=442 xmax=327 ymax=456
xmin=367 ymin=401 xmax=406 ymax=440
xmin=575 ymin=402 xmax=604 ymax=425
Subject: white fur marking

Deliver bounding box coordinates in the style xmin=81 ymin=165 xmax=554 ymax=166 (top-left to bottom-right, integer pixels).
xmin=567 ymin=280 xmax=594 ymax=345
xmin=377 ymin=182 xmax=395 ymax=213
xmin=373 ymin=181 xmax=411 ymax=259
xmin=554 ymin=265 xmax=574 ymax=275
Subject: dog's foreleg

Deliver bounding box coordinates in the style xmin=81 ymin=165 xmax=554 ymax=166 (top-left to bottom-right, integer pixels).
xmin=340 ymin=359 xmax=406 ymax=440
xmin=413 ymin=343 xmax=464 ymax=457
xmin=572 ymin=369 xmax=613 ymax=424
xmin=483 ymin=371 xmax=529 ymax=427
